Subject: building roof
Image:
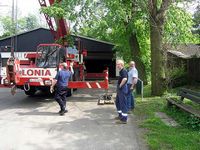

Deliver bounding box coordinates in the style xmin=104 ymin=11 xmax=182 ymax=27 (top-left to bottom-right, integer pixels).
xmin=0 ymin=27 xmax=114 ymax=46
xmin=73 ymin=34 xmax=114 ymax=45
xmin=0 ymin=28 xmax=48 ymax=41
xmin=167 ymin=44 xmax=200 ymax=59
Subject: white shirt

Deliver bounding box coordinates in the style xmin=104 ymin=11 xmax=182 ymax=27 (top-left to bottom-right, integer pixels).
xmin=127 ymin=67 xmax=138 ymax=85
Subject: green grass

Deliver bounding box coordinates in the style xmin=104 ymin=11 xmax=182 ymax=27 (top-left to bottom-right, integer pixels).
xmin=133 ymin=85 xmax=200 ymax=150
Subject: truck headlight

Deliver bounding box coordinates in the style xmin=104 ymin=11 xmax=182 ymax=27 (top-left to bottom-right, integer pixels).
xmin=3 ymin=79 xmax=9 ymax=85
xmin=44 ymin=80 xmax=52 ymax=86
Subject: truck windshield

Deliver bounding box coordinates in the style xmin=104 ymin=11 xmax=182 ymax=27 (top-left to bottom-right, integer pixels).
xmin=36 ymin=45 xmax=59 ymax=68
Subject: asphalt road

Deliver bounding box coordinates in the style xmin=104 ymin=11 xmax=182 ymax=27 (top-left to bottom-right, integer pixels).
xmin=0 ymin=85 xmax=148 ymax=150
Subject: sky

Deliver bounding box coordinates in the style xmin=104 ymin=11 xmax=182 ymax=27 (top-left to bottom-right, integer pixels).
xmin=178 ymin=0 xmax=199 ymax=14
xmin=0 ymin=0 xmax=48 ymax=35
xmin=0 ymin=0 xmax=40 ymax=17
xmin=0 ymin=0 xmax=45 ymax=25
xmin=0 ymin=0 xmax=199 ymax=17
xmin=0 ymin=0 xmax=199 ymax=34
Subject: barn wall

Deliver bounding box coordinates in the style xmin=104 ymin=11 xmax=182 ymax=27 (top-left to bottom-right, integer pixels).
xmin=0 ymin=29 xmax=54 ymax=52
xmin=188 ymin=58 xmax=200 ymax=83
xmin=0 ymin=28 xmax=116 ymax=78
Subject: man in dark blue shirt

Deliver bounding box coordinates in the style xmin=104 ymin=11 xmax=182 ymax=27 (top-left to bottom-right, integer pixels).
xmin=115 ymin=60 xmax=128 ymax=124
xmin=50 ymin=62 xmax=73 ymax=115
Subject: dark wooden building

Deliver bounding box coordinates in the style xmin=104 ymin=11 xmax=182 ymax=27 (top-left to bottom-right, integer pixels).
xmin=167 ymin=44 xmax=200 ymax=85
xmin=0 ymin=28 xmax=116 ymax=78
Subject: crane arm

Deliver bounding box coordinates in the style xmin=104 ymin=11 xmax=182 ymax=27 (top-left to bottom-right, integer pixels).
xmin=38 ymin=0 xmax=69 ymax=42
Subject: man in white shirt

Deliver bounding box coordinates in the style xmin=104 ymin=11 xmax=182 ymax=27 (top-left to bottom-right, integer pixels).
xmin=127 ymin=61 xmax=138 ymax=112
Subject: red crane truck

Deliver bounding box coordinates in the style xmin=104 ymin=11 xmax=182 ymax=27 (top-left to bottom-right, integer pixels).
xmin=2 ymin=0 xmax=111 ymax=103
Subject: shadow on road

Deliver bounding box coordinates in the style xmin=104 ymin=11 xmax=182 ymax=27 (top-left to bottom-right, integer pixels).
xmin=17 ymin=111 xmax=58 ymax=116
xmin=0 ymin=90 xmax=54 ymax=111
xmin=24 ymin=107 xmax=143 ymax=150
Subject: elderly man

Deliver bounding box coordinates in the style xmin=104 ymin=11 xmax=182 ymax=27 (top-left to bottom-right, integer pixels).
xmin=115 ymin=59 xmax=128 ymax=124
xmin=127 ymin=61 xmax=138 ymax=113
xmin=50 ymin=62 xmax=73 ymax=115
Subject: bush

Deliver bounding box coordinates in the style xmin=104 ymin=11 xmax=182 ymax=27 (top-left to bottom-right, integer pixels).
xmin=186 ymin=115 xmax=200 ymax=130
xmin=166 ymin=64 xmax=187 ymax=88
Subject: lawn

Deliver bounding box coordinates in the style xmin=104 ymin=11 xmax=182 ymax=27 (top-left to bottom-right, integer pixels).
xmin=133 ymin=85 xmax=200 ymax=150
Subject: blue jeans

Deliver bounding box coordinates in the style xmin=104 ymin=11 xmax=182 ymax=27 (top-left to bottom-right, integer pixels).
xmin=55 ymin=86 xmax=68 ymax=111
xmin=115 ymin=85 xmax=128 ymax=121
xmin=127 ymin=84 xmax=134 ymax=111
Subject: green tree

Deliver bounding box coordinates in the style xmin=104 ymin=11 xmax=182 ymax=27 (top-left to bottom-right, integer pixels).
xmin=41 ymin=0 xmax=149 ymax=84
xmin=164 ymin=3 xmax=199 ymax=44
xmin=19 ymin=14 xmax=40 ymax=31
xmin=193 ymin=4 xmax=200 ymax=28
xmin=148 ymin=0 xmax=172 ymax=96
xmin=193 ymin=4 xmax=200 ymax=36
xmin=0 ymin=14 xmax=40 ymax=39
xmin=0 ymin=16 xmax=14 ymax=38
xmin=148 ymin=0 xmax=198 ymax=95
xmin=41 ymin=0 xmax=197 ymax=95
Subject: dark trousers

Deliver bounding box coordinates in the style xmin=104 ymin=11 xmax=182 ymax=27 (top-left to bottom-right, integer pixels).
xmin=115 ymin=85 xmax=128 ymax=121
xmin=55 ymin=86 xmax=68 ymax=111
xmin=127 ymin=84 xmax=134 ymax=110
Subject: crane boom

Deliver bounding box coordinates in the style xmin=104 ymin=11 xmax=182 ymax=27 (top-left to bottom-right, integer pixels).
xmin=38 ymin=0 xmax=69 ymax=41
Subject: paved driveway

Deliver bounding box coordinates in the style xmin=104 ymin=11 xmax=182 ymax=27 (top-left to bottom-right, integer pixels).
xmin=0 ymin=85 xmax=148 ymax=150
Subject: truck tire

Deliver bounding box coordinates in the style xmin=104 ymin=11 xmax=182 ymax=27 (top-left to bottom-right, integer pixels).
xmin=24 ymin=87 xmax=36 ymax=96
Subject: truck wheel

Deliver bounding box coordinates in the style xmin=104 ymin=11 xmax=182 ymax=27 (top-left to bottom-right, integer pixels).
xmin=24 ymin=87 xmax=36 ymax=96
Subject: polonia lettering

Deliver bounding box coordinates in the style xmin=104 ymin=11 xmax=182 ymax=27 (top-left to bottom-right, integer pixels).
xmin=21 ymin=69 xmax=51 ymax=76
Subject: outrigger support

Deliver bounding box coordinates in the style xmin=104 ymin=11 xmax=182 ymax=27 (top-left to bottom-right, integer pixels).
xmin=98 ymin=91 xmax=115 ymax=105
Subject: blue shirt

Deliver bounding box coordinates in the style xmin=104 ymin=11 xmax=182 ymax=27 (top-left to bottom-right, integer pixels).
xmin=127 ymin=67 xmax=138 ymax=84
xmin=118 ymin=68 xmax=128 ymax=85
xmin=55 ymin=69 xmax=72 ymax=87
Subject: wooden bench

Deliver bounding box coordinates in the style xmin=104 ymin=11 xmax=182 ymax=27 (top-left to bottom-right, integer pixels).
xmin=166 ymin=88 xmax=200 ymax=118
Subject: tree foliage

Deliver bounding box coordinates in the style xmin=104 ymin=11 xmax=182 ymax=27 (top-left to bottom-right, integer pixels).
xmin=193 ymin=4 xmax=200 ymax=27
xmin=41 ymin=0 xmax=151 ymax=83
xmin=0 ymin=14 xmax=40 ymax=39
xmin=164 ymin=4 xmax=199 ymax=44
xmin=193 ymin=4 xmax=200 ymax=37
xmin=41 ymin=0 xmax=198 ymax=95
xmin=0 ymin=16 xmax=14 ymax=38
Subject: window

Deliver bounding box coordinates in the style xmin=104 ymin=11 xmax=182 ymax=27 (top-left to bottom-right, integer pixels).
xmin=1 ymin=58 xmax=8 ymax=67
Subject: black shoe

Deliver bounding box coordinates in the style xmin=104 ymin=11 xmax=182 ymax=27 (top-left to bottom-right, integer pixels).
xmin=115 ymin=120 xmax=127 ymax=124
xmin=59 ymin=110 xmax=65 ymax=116
xmin=59 ymin=109 xmax=68 ymax=115
xmin=114 ymin=116 xmax=121 ymax=120
xmin=58 ymin=109 xmax=68 ymax=113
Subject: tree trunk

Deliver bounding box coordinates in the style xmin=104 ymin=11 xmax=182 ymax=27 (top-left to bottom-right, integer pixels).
xmin=150 ymin=19 xmax=166 ymax=96
xmin=148 ymin=0 xmax=171 ymax=96
xmin=129 ymin=32 xmax=147 ymax=85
